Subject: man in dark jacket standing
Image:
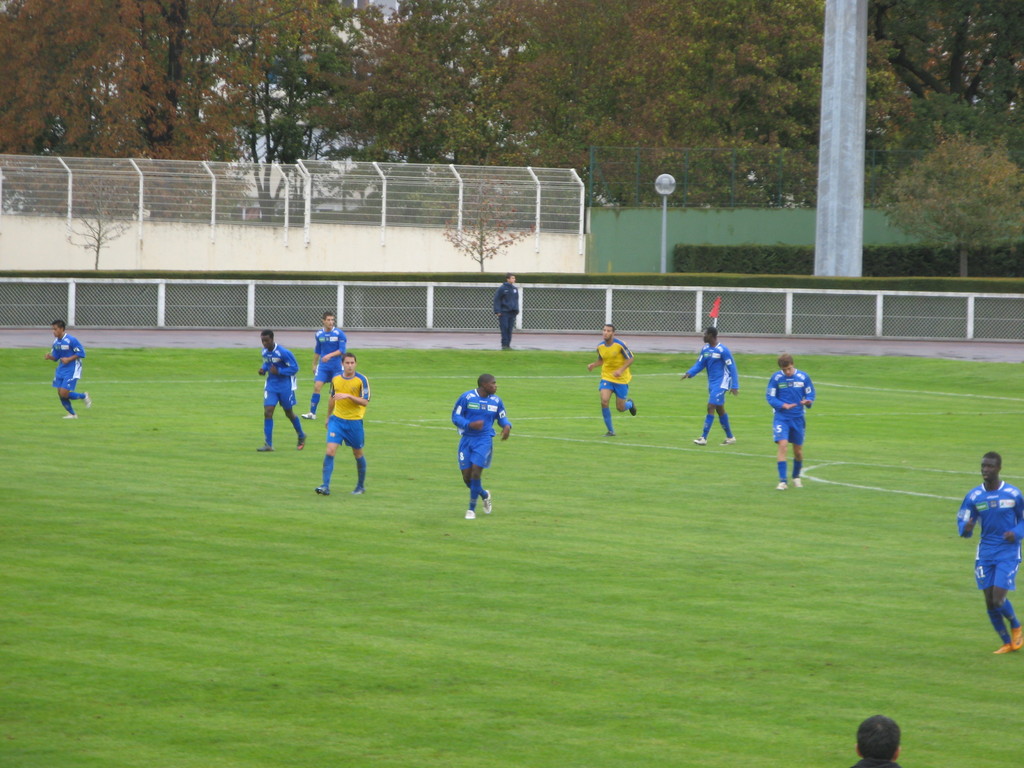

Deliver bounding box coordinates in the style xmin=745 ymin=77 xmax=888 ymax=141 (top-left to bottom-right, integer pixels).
xmin=850 ymin=715 xmax=902 ymax=768
xmin=493 ymin=273 xmax=519 ymax=350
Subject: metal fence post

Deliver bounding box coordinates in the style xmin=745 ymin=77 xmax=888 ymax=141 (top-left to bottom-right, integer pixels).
xmin=201 ymin=161 xmax=216 ymax=242
xmin=449 ymin=164 xmax=463 ymax=231
xmin=605 ymin=286 xmax=614 ymax=325
xmin=246 ymin=282 xmax=256 ymax=328
xmin=67 ymin=281 xmax=76 ymax=326
xmin=372 ymin=162 xmax=386 ymax=246
xmin=337 ymin=283 xmax=345 ymax=327
xmin=966 ymin=295 xmax=975 ymax=340
xmin=527 ymin=166 xmax=541 ymax=252
xmin=129 ymin=158 xmax=144 ymax=243
xmin=58 ymin=157 xmax=72 ymax=238
xmin=157 ymin=281 xmax=166 ymax=327
xmin=426 ymin=284 xmax=434 ymax=329
xmin=571 ymin=169 xmax=585 ymax=256
xmin=296 ymin=160 xmax=311 ymax=246
xmin=875 ymin=293 xmax=884 ymax=337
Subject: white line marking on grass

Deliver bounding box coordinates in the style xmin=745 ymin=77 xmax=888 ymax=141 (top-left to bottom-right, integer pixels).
xmin=820 ymin=382 xmax=1024 ymax=403
xmin=801 ymin=464 xmax=960 ymax=501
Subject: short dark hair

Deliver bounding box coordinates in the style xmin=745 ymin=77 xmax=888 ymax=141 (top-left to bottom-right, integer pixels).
xmin=705 ymin=326 xmax=718 ymax=337
xmin=603 ymin=324 xmax=615 ymax=332
xmin=343 ymin=352 xmax=357 ymax=362
xmin=505 ymin=272 xmax=515 ymax=279
xmin=261 ymin=330 xmax=275 ymax=339
xmin=477 ymin=373 xmax=495 ymax=387
xmin=857 ymin=715 xmax=900 ymax=761
xmin=323 ymin=311 xmax=336 ymax=320
xmin=777 ymin=353 xmax=794 ymax=368
xmin=52 ymin=319 xmax=67 ymax=330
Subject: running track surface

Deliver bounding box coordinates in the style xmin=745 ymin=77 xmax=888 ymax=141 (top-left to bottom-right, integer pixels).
xmin=2 ymin=328 xmax=1022 ymax=362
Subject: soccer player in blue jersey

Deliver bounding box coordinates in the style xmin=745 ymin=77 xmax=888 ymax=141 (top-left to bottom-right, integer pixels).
xmin=765 ymin=353 xmax=814 ymax=489
xmin=316 ymin=352 xmax=370 ymax=497
xmin=256 ymin=330 xmax=306 ymax=452
xmin=301 ymin=311 xmax=348 ymax=421
xmin=452 ymin=374 xmax=511 ymax=520
xmin=958 ymin=451 xmax=1024 ymax=654
xmin=586 ymin=324 xmax=637 ymax=436
xmin=680 ymin=326 xmax=739 ymax=446
xmin=45 ymin=319 xmax=91 ymax=419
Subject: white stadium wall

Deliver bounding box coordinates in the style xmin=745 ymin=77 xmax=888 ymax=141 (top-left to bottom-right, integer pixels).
xmin=0 ymin=215 xmax=585 ymax=273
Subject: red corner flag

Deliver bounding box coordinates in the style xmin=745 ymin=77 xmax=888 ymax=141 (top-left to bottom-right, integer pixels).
xmin=709 ymin=296 xmax=721 ymax=327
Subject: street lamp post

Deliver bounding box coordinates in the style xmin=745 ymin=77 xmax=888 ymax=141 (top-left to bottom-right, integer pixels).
xmin=655 ymin=173 xmax=676 ymax=273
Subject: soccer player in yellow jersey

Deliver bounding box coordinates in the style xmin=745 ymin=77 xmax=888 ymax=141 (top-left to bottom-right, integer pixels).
xmin=315 ymin=352 xmax=370 ymax=496
xmin=586 ymin=324 xmax=637 ymax=436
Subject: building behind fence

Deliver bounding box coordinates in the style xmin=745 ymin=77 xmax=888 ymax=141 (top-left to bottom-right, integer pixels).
xmin=2 ymin=277 xmax=1021 ymax=341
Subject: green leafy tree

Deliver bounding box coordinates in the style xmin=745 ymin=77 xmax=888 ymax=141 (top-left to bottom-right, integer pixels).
xmin=885 ymin=133 xmax=1024 ymax=276
xmin=343 ymin=0 xmax=527 ymax=165
xmin=870 ymin=0 xmax=1024 ymax=148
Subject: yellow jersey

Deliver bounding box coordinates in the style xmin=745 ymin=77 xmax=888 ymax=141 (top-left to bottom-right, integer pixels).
xmin=329 ymin=372 xmax=370 ymax=420
xmin=597 ymin=339 xmax=633 ymax=384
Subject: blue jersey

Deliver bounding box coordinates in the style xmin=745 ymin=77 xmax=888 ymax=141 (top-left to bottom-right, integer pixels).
xmin=51 ymin=333 xmax=86 ymax=378
xmin=452 ymin=388 xmax=511 ymax=439
xmin=685 ymin=343 xmax=738 ymax=391
xmin=958 ymin=482 xmax=1024 ymax=563
xmin=261 ymin=345 xmax=300 ymax=392
xmin=314 ymin=328 xmax=347 ymax=359
xmin=766 ymin=369 xmax=815 ymax=417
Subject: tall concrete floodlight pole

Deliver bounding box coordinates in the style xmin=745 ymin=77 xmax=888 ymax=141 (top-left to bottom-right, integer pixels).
xmin=814 ymin=0 xmax=868 ymax=276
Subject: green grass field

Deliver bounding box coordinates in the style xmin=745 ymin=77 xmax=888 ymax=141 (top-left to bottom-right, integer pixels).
xmin=2 ymin=346 xmax=1022 ymax=767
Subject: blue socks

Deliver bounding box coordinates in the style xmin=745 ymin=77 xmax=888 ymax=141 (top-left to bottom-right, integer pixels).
xmin=322 ymin=455 xmax=335 ymax=487
xmin=356 ymin=456 xmax=366 ymax=488
xmin=1001 ymin=599 xmax=1020 ymax=628
xmin=719 ymin=413 xmax=733 ymax=438
xmin=264 ymin=418 xmax=273 ymax=446
xmin=778 ymin=461 xmax=787 ymax=482
xmin=69 ymin=392 xmax=86 ymax=401
xmin=702 ymin=414 xmax=714 ymax=438
xmin=989 ymin=608 xmax=1011 ymax=644
xmin=310 ymin=392 xmax=320 ymax=414
xmin=60 ymin=397 xmax=75 ymax=415
xmin=468 ymin=477 xmax=483 ymax=510
xmin=290 ymin=416 xmax=305 ymax=438
xmin=793 ymin=460 xmax=803 ymax=479
xmin=602 ymin=407 xmax=613 ymax=432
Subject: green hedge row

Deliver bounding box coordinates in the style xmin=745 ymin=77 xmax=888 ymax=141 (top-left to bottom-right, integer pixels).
xmin=674 ymin=243 xmax=1024 ymax=280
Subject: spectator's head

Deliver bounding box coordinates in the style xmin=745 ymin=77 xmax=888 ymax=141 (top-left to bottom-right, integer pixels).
xmin=505 ymin=273 xmax=517 ymax=283
xmin=856 ymin=715 xmax=900 ymax=762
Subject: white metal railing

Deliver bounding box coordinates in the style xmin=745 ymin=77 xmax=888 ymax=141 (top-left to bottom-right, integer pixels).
xmin=0 ymin=155 xmax=584 ymax=251
xmin=0 ymin=277 xmax=1021 ymax=341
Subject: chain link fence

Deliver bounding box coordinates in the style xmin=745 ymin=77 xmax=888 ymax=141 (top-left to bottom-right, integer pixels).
xmin=2 ymin=278 xmax=1021 ymax=341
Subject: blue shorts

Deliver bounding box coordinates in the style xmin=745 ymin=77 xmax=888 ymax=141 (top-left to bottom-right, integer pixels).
xmin=773 ymin=415 xmax=805 ymax=445
xmin=327 ymin=416 xmax=365 ymax=449
xmin=708 ymin=388 xmax=728 ymax=406
xmin=975 ymin=559 xmax=1020 ymax=591
xmin=264 ymin=388 xmax=297 ymax=409
xmin=599 ymin=380 xmax=630 ymax=400
xmin=458 ymin=436 xmax=493 ymax=470
xmin=314 ymin=360 xmax=344 ymax=384
xmin=52 ymin=373 xmax=80 ymax=391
